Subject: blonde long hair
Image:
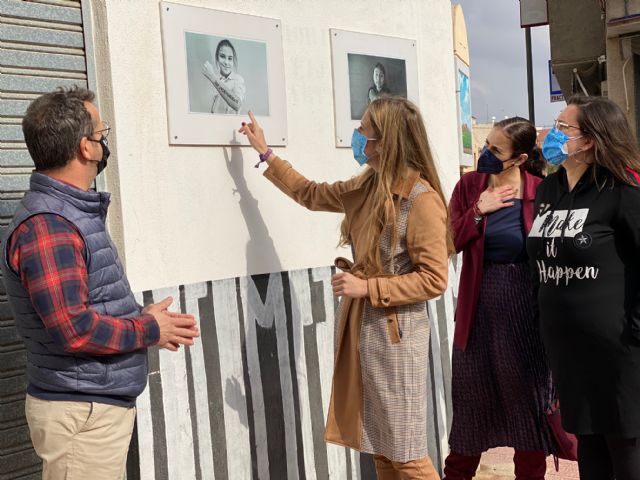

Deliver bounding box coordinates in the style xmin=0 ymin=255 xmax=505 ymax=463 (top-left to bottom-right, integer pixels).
xmin=339 ymin=97 xmax=454 ymax=276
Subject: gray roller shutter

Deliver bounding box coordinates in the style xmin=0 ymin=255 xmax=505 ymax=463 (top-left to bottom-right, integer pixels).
xmin=0 ymin=1 xmax=87 ymax=478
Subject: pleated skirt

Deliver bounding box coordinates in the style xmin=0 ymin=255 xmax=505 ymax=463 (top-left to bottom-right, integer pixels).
xmin=448 ymin=262 xmax=555 ymax=456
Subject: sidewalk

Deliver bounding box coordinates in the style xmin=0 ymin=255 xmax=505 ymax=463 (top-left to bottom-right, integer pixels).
xmin=476 ymin=447 xmax=579 ymax=479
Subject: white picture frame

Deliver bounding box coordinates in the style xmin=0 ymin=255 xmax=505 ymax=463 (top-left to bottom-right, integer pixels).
xmin=329 ymin=29 xmax=419 ymax=147
xmin=159 ymin=2 xmax=288 ymax=146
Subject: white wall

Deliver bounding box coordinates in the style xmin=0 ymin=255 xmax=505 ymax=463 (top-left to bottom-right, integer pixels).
xmin=101 ymin=0 xmax=460 ymax=292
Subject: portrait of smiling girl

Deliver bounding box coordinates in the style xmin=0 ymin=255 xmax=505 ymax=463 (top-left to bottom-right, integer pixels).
xmin=202 ymin=39 xmax=246 ymax=114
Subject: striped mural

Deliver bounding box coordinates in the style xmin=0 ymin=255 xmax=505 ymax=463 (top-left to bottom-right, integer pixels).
xmin=129 ymin=259 xmax=460 ymax=480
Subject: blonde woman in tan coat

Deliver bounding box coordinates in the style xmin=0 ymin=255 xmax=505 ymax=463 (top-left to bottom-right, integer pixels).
xmin=240 ymin=97 xmax=451 ymax=480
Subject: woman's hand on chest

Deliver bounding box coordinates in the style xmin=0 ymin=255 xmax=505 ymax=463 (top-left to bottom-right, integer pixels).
xmin=476 ymin=185 xmax=517 ymax=215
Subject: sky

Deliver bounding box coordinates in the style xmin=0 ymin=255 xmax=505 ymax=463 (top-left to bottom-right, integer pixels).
xmin=455 ymin=0 xmax=564 ymax=127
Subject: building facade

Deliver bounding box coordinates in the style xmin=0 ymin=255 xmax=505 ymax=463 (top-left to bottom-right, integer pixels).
xmin=547 ymin=0 xmax=640 ymax=139
xmin=0 ymin=1 xmax=465 ymax=478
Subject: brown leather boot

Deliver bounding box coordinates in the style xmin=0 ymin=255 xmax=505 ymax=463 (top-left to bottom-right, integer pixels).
xmin=374 ymin=454 xmax=441 ymax=479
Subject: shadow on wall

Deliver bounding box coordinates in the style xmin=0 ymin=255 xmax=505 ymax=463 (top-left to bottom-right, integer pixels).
xmin=224 ymin=142 xmax=296 ymax=479
xmin=222 ymin=144 xmax=370 ymax=478
xmin=222 ymin=137 xmax=281 ymax=275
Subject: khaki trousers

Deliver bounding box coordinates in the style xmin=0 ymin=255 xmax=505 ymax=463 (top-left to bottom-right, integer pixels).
xmin=25 ymin=394 xmax=136 ymax=480
xmin=374 ymin=454 xmax=442 ymax=480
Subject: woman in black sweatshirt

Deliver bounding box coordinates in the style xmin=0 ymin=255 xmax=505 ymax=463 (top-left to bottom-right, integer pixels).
xmin=527 ymin=95 xmax=640 ymax=480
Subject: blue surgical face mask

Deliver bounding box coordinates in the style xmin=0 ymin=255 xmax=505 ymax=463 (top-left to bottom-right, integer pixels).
xmin=477 ymin=147 xmax=513 ymax=174
xmin=542 ymin=127 xmax=583 ymax=166
xmin=351 ymin=129 xmax=377 ymax=166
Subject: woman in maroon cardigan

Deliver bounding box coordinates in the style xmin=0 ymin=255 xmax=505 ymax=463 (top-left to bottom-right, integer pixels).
xmin=443 ymin=117 xmax=553 ymax=480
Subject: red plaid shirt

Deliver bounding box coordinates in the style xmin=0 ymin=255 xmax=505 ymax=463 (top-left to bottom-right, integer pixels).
xmin=8 ymin=213 xmax=159 ymax=354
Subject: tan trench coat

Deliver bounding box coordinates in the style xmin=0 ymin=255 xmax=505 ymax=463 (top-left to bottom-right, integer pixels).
xmin=264 ymin=156 xmax=449 ymax=462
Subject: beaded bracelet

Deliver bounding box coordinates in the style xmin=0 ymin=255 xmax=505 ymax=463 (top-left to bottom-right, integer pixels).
xmin=254 ymin=148 xmax=273 ymax=168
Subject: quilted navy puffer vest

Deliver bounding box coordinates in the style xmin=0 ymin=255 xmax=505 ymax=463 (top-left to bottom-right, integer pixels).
xmin=0 ymin=173 xmax=148 ymax=398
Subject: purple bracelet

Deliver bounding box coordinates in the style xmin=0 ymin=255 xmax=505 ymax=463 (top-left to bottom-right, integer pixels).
xmin=254 ymin=148 xmax=273 ymax=168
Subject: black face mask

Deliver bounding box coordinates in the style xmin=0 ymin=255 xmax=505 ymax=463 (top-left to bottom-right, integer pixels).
xmin=88 ymin=136 xmax=110 ymax=175
xmin=476 ymin=147 xmax=514 ymax=174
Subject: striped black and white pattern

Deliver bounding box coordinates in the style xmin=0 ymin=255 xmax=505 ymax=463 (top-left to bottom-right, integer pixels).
xmin=131 ymin=260 xmax=459 ymax=479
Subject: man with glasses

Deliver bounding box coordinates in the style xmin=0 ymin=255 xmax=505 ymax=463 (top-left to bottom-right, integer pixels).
xmin=0 ymin=87 xmax=199 ymax=479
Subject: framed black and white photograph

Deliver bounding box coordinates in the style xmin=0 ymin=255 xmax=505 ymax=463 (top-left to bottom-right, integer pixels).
xmin=348 ymin=54 xmax=408 ymax=120
xmin=330 ymin=29 xmax=419 ymax=147
xmin=160 ymin=2 xmax=287 ymax=145
xmin=185 ymin=33 xmax=269 ymax=116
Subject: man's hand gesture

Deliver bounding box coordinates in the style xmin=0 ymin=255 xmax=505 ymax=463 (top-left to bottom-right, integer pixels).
xmin=146 ymin=297 xmax=199 ymax=352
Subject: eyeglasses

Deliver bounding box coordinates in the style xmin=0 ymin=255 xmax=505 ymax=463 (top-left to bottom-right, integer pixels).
xmin=86 ymin=122 xmax=110 ymax=148
xmin=553 ymin=119 xmax=581 ymax=133
xmin=93 ymin=121 xmax=111 ymax=140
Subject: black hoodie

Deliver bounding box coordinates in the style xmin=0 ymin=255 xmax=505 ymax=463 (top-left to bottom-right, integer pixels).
xmin=526 ymin=166 xmax=640 ymax=436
